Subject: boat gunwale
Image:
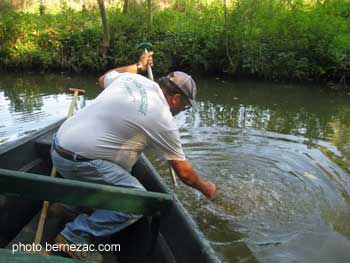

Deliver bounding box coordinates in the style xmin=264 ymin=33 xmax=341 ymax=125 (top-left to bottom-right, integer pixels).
xmin=0 ymin=119 xmax=65 ymax=155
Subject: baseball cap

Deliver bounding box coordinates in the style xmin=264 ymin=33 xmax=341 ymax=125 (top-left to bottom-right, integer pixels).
xmin=166 ymin=71 xmax=197 ymax=109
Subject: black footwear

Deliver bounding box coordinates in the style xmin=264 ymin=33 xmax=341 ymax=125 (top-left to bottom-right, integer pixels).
xmin=55 ymin=234 xmax=103 ymax=262
xmin=49 ymin=203 xmax=95 ymax=222
xmin=48 ymin=203 xmax=78 ymax=222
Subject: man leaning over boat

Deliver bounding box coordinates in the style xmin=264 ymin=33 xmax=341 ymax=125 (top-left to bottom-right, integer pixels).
xmin=50 ymin=52 xmax=217 ymax=261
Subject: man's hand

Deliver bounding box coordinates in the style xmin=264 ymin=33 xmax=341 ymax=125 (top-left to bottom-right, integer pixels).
xmin=204 ymin=181 xmax=217 ymax=199
xmin=138 ymin=52 xmax=154 ymax=71
xmin=98 ymin=51 xmax=154 ymax=88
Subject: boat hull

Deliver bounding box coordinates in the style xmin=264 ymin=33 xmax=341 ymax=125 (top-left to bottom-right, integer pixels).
xmin=0 ymin=120 xmax=219 ymax=262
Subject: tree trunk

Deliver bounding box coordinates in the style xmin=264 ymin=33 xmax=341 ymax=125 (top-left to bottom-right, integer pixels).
xmin=39 ymin=0 xmax=45 ymax=15
xmin=223 ymin=0 xmax=236 ymax=73
xmin=123 ymin=0 xmax=129 ymax=14
xmin=81 ymin=0 xmax=87 ymax=12
xmin=97 ymin=0 xmax=110 ymax=57
xmin=148 ymin=0 xmax=153 ymax=28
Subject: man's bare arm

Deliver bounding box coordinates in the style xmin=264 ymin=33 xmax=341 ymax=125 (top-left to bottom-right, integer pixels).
xmin=98 ymin=52 xmax=153 ymax=89
xmin=170 ymin=159 xmax=216 ymax=198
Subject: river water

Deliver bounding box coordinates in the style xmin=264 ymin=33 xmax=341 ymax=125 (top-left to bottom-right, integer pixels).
xmin=1 ymin=72 xmax=350 ymax=262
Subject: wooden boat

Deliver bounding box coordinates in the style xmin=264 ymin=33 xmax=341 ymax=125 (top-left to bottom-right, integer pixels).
xmin=0 ymin=119 xmax=220 ymax=262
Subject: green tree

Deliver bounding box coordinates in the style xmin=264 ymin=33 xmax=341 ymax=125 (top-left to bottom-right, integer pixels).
xmin=97 ymin=0 xmax=110 ymax=57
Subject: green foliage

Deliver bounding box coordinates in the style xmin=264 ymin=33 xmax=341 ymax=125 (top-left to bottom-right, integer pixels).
xmin=0 ymin=0 xmax=349 ymax=84
xmin=224 ymin=0 xmax=350 ymax=83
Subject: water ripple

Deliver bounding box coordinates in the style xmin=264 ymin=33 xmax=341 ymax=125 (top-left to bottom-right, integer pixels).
xmin=173 ymin=126 xmax=350 ymax=263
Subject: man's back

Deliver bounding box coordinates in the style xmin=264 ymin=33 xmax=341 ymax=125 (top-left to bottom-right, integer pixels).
xmin=56 ymin=72 xmax=185 ymax=172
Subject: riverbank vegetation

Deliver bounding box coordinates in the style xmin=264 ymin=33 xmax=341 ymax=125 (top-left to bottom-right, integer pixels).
xmin=0 ymin=0 xmax=349 ymax=85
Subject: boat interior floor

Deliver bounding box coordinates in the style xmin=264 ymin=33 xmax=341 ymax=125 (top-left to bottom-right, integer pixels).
xmin=5 ymin=202 xmax=166 ymax=263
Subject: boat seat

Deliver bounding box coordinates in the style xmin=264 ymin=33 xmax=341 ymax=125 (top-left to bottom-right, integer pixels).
xmin=0 ymin=168 xmax=173 ymax=216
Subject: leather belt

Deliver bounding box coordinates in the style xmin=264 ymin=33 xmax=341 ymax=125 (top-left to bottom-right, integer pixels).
xmin=54 ymin=144 xmax=92 ymax=162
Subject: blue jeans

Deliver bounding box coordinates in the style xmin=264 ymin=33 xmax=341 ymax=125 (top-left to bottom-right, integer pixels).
xmin=51 ymin=147 xmax=145 ymax=245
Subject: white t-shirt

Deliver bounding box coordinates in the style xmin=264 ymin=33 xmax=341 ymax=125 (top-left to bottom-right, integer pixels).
xmin=56 ymin=71 xmax=185 ymax=171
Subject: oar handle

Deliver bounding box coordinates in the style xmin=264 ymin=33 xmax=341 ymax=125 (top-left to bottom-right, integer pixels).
xmin=67 ymin=88 xmax=86 ymax=117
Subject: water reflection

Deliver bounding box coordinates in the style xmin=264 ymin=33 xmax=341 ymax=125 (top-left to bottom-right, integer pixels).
xmin=0 ymin=72 xmax=99 ymax=146
xmin=183 ymin=79 xmax=350 ymax=161
xmin=1 ymin=73 xmax=350 ymax=262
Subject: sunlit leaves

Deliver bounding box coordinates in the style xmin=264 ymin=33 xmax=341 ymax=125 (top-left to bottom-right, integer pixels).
xmin=0 ymin=0 xmax=349 ymax=84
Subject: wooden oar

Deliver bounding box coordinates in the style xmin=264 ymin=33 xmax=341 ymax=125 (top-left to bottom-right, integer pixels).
xmin=34 ymin=87 xmax=85 ymax=247
xmin=137 ymin=42 xmax=178 ymax=187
